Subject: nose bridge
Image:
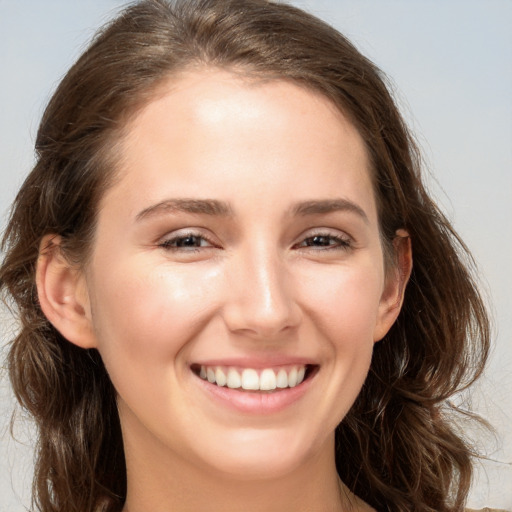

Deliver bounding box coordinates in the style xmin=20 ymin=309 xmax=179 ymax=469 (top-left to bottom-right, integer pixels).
xmin=224 ymin=239 xmax=300 ymax=337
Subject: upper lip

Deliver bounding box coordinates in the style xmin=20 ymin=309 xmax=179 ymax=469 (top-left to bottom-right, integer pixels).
xmin=190 ymin=356 xmax=318 ymax=369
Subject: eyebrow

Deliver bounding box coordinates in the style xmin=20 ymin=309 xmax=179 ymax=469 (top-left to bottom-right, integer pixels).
xmin=135 ymin=197 xmax=369 ymax=224
xmin=135 ymin=198 xmax=233 ymax=221
xmin=291 ymin=199 xmax=369 ymax=224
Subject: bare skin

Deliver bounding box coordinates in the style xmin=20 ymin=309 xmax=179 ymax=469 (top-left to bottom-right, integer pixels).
xmin=37 ymin=68 xmax=410 ymax=512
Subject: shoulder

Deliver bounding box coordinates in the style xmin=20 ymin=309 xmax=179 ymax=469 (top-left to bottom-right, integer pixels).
xmin=466 ymin=508 xmax=510 ymax=512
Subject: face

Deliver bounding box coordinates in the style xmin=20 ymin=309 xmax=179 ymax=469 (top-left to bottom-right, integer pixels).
xmin=79 ymin=69 xmax=404 ymax=480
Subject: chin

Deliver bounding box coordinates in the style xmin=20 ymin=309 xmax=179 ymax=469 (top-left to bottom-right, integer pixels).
xmin=195 ymin=427 xmax=328 ymax=481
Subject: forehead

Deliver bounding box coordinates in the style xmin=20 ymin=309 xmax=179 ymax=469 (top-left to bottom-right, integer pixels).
xmin=102 ymin=68 xmax=376 ymax=223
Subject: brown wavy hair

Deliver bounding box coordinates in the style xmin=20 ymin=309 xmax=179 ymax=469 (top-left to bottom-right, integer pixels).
xmin=0 ymin=1 xmax=490 ymax=511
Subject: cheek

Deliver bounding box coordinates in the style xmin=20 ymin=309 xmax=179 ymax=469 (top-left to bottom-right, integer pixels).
xmin=88 ymin=258 xmax=221 ymax=367
xmin=298 ymin=260 xmax=384 ymax=344
xmin=293 ymin=262 xmax=384 ymax=429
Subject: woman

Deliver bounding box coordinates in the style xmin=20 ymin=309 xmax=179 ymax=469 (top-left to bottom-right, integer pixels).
xmin=0 ymin=0 xmax=493 ymax=511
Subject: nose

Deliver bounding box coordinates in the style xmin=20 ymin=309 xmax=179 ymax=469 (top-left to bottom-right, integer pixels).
xmin=222 ymin=245 xmax=302 ymax=339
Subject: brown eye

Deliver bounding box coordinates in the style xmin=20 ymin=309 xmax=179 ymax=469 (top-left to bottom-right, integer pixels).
xmin=305 ymin=235 xmax=334 ymax=247
xmin=160 ymin=233 xmax=214 ymax=250
xmin=174 ymin=235 xmax=204 ymax=247
xmin=297 ymin=233 xmax=351 ymax=250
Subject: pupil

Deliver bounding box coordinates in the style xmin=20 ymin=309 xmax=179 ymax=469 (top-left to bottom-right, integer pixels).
xmin=178 ymin=236 xmax=198 ymax=247
xmin=312 ymin=236 xmax=330 ymax=246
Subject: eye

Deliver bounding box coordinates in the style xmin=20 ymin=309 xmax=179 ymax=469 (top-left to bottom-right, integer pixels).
xmin=295 ymin=233 xmax=352 ymax=251
xmin=159 ymin=232 xmax=216 ymax=251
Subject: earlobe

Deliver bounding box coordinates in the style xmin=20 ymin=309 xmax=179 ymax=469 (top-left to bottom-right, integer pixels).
xmin=36 ymin=234 xmax=97 ymax=349
xmin=374 ymin=229 xmax=413 ymax=342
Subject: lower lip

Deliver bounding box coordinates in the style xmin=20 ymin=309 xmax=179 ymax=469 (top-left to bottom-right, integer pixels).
xmin=194 ymin=371 xmax=315 ymax=414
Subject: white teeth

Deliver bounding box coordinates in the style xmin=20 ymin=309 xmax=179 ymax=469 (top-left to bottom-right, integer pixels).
xmin=288 ymin=367 xmax=298 ymax=387
xmin=259 ymin=369 xmax=277 ymax=391
xmin=227 ymin=367 xmax=242 ymax=389
xmin=276 ymin=369 xmax=288 ymax=388
xmin=198 ymin=365 xmax=309 ymax=390
xmin=241 ymin=369 xmax=259 ymax=390
xmin=297 ymin=366 xmax=305 ymax=384
xmin=215 ymin=367 xmax=227 ymax=387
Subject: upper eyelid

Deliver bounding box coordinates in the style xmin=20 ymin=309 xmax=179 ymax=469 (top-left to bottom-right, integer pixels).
xmin=292 ymin=227 xmax=355 ymax=252
xmin=302 ymin=233 xmax=350 ymax=241
xmin=296 ymin=234 xmax=352 ymax=247
xmin=158 ymin=229 xmax=217 ymax=246
xmin=155 ymin=226 xmax=354 ymax=245
xmin=295 ymin=226 xmax=353 ymax=241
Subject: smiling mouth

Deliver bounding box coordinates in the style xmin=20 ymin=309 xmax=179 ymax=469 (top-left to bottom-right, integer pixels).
xmin=191 ymin=364 xmax=317 ymax=392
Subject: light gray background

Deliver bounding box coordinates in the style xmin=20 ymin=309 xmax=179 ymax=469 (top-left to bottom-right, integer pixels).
xmin=1 ymin=0 xmax=511 ymax=509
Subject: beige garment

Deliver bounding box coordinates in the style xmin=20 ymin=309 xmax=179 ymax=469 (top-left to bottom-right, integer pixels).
xmin=467 ymin=508 xmax=510 ymax=512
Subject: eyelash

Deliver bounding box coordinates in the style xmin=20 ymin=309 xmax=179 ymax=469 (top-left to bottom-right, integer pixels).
xmin=158 ymin=231 xmax=352 ymax=253
xmin=158 ymin=232 xmax=217 ymax=252
xmin=294 ymin=233 xmax=352 ymax=251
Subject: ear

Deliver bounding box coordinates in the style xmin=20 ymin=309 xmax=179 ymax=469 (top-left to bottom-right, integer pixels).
xmin=36 ymin=234 xmax=97 ymax=349
xmin=373 ymin=229 xmax=413 ymax=342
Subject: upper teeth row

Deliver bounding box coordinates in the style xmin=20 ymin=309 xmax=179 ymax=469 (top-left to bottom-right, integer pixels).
xmin=199 ymin=365 xmax=306 ymax=391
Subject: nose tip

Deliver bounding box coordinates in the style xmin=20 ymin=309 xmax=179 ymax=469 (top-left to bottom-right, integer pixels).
xmin=236 ymin=287 xmax=301 ymax=338
xmin=222 ymin=253 xmax=302 ymax=338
